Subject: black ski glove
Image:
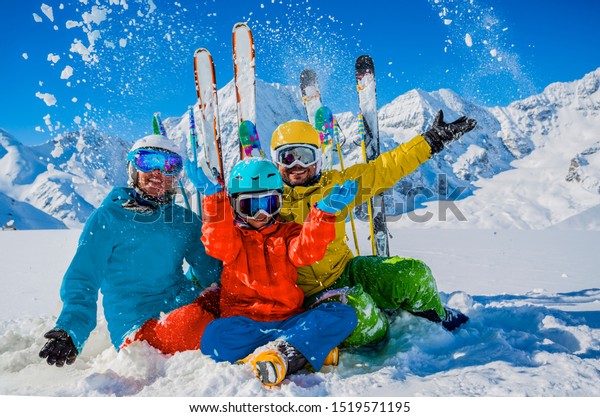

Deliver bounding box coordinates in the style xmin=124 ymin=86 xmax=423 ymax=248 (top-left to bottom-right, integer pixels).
xmin=424 ymin=109 xmax=477 ymax=154
xmin=39 ymin=328 xmax=78 ymax=367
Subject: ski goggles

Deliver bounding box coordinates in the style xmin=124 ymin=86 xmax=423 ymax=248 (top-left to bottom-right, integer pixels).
xmin=233 ymin=190 xmax=282 ymax=219
xmin=274 ymin=144 xmax=319 ymax=168
xmin=127 ymin=148 xmax=183 ymax=176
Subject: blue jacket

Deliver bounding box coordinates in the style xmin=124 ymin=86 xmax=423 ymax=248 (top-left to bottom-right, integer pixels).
xmin=55 ymin=187 xmax=222 ymax=352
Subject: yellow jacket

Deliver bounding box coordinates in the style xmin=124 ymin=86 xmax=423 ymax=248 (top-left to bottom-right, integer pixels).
xmin=279 ymin=134 xmax=433 ymax=297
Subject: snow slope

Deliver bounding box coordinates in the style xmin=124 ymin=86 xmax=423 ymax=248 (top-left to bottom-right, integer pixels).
xmin=0 ymin=228 xmax=598 ymax=397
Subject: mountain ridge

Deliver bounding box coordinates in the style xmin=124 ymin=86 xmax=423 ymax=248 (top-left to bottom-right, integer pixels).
xmin=1 ymin=67 xmax=599 ymax=230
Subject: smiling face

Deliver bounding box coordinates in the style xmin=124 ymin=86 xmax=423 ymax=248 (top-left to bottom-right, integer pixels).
xmin=277 ymin=163 xmax=318 ymax=187
xmin=137 ymin=169 xmax=178 ymax=197
xmin=245 ymin=212 xmax=272 ymax=229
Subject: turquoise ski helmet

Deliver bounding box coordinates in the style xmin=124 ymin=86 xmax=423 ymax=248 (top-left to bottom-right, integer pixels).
xmin=227 ymin=158 xmax=284 ymax=195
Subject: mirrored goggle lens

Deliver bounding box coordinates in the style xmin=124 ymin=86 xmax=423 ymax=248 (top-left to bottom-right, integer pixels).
xmin=237 ymin=193 xmax=281 ymax=218
xmin=128 ymin=149 xmax=183 ymax=175
xmin=276 ymin=145 xmax=318 ymax=168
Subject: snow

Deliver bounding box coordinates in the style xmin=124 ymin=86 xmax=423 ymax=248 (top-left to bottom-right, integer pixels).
xmin=40 ymin=4 xmax=54 ymax=22
xmin=82 ymin=6 xmax=109 ymax=26
xmin=35 ymin=92 xmax=57 ymax=106
xmin=66 ymin=20 xmax=81 ymax=29
xmin=47 ymin=53 xmax=60 ymax=64
xmin=465 ymin=33 xmax=473 ymax=47
xmin=0 ymin=225 xmax=598 ymax=400
xmin=60 ymin=65 xmax=74 ymax=80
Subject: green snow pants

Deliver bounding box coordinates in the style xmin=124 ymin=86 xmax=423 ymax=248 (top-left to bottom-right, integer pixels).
xmin=307 ymin=256 xmax=446 ymax=348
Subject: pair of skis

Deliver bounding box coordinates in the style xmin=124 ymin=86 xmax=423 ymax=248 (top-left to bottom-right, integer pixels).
xmin=190 ymin=24 xmax=390 ymax=256
xmin=190 ymin=22 xmax=262 ymax=213
xmin=300 ymin=57 xmax=390 ymax=258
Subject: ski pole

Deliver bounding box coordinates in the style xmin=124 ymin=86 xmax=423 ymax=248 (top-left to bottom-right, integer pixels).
xmin=334 ymin=117 xmax=361 ymax=256
xmin=358 ymin=113 xmax=377 ymax=256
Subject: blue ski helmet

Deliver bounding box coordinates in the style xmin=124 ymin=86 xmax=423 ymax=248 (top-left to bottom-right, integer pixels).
xmin=227 ymin=158 xmax=284 ymax=196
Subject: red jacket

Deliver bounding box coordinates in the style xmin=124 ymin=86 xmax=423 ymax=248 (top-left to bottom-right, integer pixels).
xmin=201 ymin=191 xmax=336 ymax=322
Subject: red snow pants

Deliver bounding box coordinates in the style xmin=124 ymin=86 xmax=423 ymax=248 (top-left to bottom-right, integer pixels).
xmin=122 ymin=287 xmax=221 ymax=355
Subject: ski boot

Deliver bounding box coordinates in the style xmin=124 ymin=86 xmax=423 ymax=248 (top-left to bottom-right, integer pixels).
xmin=240 ymin=340 xmax=307 ymax=387
xmin=322 ymin=347 xmax=339 ymax=367
xmin=412 ymin=307 xmax=469 ymax=331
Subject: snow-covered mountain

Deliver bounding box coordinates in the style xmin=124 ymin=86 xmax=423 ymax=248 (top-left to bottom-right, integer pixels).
xmin=390 ymin=68 xmax=600 ymax=230
xmin=0 ymin=128 xmax=130 ymax=229
xmin=2 ymin=68 xmax=600 ymax=230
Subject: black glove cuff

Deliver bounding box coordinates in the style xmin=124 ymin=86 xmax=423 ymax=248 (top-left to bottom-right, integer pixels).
xmin=424 ymin=131 xmax=445 ymax=155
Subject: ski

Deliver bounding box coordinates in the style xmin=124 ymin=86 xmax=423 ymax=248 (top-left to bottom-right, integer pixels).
xmin=355 ymin=55 xmax=389 ymax=257
xmin=313 ymin=105 xmax=335 ymax=171
xmin=187 ymin=107 xmax=202 ymax=214
xmin=238 ymin=120 xmax=263 ymax=158
xmin=232 ymin=22 xmax=264 ymax=159
xmin=300 ymin=68 xmax=322 ymax=126
xmin=152 ymin=112 xmax=167 ymax=136
xmin=300 ymin=69 xmax=335 ymax=170
xmin=193 ymin=47 xmax=225 ymax=181
xmin=315 ymin=106 xmax=361 ymax=255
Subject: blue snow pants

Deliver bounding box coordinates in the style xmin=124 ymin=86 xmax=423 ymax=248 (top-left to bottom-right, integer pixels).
xmin=200 ymin=302 xmax=357 ymax=371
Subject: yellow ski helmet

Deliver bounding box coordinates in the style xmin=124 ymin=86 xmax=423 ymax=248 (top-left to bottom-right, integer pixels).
xmin=270 ymin=120 xmax=321 ymax=150
xmin=270 ymin=120 xmax=322 ymax=175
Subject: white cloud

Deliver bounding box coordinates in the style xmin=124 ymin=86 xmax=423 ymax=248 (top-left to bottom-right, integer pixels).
xmin=33 ymin=13 xmax=43 ymax=23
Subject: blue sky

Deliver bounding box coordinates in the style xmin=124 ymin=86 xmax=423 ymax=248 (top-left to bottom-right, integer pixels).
xmin=1 ymin=0 xmax=599 ymax=146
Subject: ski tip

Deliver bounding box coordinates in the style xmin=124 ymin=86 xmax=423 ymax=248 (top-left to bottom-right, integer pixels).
xmin=232 ymin=21 xmax=251 ymax=33
xmin=194 ymin=47 xmax=212 ymax=57
xmin=233 ymin=21 xmax=249 ymax=28
xmin=355 ymin=55 xmax=375 ymax=68
xmin=300 ymin=68 xmax=316 ymax=77
xmin=232 ymin=22 xmax=254 ymax=51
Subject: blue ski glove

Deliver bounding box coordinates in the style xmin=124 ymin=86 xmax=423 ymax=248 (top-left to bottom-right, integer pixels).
xmin=185 ymin=159 xmax=223 ymax=196
xmin=316 ymin=180 xmax=358 ymax=214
